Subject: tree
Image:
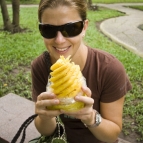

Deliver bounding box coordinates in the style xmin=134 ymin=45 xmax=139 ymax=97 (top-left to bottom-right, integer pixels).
xmin=0 ymin=0 xmax=22 ymax=33
xmin=0 ymin=0 xmax=12 ymax=31
xmin=88 ymin=0 xmax=92 ymax=7
xmin=87 ymin=0 xmax=98 ymax=11
xmin=12 ymin=0 xmax=21 ymax=32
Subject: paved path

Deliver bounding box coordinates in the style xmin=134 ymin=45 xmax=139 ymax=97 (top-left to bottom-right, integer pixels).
xmin=97 ymin=3 xmax=143 ymax=58
xmin=0 ymin=93 xmax=40 ymax=142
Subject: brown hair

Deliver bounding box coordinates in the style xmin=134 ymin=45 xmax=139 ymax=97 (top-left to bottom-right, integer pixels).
xmin=38 ymin=0 xmax=87 ymax=22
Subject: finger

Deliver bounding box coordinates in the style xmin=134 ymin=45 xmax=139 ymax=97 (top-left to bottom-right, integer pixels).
xmin=75 ymin=95 xmax=94 ymax=105
xmin=60 ymin=104 xmax=93 ymax=115
xmin=36 ymin=98 xmax=60 ymax=109
xmin=36 ymin=108 xmax=62 ymax=121
xmin=81 ymin=86 xmax=92 ymax=97
xmin=37 ymin=92 xmax=56 ymax=101
xmin=37 ymin=108 xmax=61 ymax=117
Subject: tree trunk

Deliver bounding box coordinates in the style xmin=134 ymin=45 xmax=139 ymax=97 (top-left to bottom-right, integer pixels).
xmin=12 ymin=0 xmax=20 ymax=26
xmin=0 ymin=0 xmax=13 ymax=31
xmin=12 ymin=0 xmax=21 ymax=33
xmin=88 ymin=0 xmax=92 ymax=6
xmin=87 ymin=0 xmax=98 ymax=11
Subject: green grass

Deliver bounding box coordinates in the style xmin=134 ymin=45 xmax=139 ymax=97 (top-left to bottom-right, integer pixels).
xmin=128 ymin=5 xmax=143 ymax=10
xmin=92 ymin=0 xmax=143 ymax=3
xmin=0 ymin=6 xmax=143 ymax=142
xmin=125 ymin=5 xmax=143 ymax=11
xmin=0 ymin=7 xmax=44 ymax=99
xmin=138 ymin=24 xmax=143 ymax=30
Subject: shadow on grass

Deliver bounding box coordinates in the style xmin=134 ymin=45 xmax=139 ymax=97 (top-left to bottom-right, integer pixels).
xmin=138 ymin=24 xmax=143 ymax=31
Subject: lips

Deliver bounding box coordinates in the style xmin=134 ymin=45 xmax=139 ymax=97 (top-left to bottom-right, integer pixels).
xmin=56 ymin=47 xmax=68 ymax=51
xmin=54 ymin=46 xmax=70 ymax=52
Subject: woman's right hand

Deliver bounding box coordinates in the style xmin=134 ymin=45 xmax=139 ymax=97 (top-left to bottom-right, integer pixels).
xmin=35 ymin=91 xmax=61 ymax=121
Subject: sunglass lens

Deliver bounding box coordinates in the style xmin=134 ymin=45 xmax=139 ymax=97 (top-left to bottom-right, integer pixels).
xmin=39 ymin=25 xmax=57 ymax=39
xmin=63 ymin=21 xmax=83 ymax=37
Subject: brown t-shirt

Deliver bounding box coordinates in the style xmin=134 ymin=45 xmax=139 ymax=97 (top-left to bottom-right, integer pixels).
xmin=31 ymin=47 xmax=132 ymax=143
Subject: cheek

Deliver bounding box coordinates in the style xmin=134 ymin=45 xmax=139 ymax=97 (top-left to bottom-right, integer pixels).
xmin=43 ymin=38 xmax=48 ymax=44
xmin=72 ymin=35 xmax=83 ymax=46
xmin=43 ymin=38 xmax=52 ymax=48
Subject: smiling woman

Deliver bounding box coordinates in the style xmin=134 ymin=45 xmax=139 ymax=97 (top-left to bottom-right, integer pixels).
xmin=1 ymin=1 xmax=143 ymax=142
xmin=30 ymin=0 xmax=132 ymax=143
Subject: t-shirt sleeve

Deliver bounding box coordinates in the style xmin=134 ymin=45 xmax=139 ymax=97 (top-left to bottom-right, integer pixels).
xmin=31 ymin=56 xmax=48 ymax=102
xmin=100 ymin=58 xmax=132 ymax=103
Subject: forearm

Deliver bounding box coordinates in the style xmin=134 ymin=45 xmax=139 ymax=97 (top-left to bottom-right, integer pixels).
xmin=35 ymin=115 xmax=57 ymax=136
xmin=88 ymin=118 xmax=121 ymax=143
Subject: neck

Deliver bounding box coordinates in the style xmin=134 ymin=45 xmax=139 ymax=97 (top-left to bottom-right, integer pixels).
xmin=71 ymin=44 xmax=88 ymax=71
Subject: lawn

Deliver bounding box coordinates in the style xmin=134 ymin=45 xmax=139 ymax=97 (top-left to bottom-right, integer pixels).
xmin=128 ymin=5 xmax=143 ymax=10
xmin=0 ymin=4 xmax=143 ymax=143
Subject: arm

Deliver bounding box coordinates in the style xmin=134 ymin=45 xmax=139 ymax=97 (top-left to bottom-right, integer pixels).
xmin=35 ymin=115 xmax=56 ymax=136
xmin=61 ymin=86 xmax=125 ymax=143
xmin=88 ymin=96 xmax=125 ymax=143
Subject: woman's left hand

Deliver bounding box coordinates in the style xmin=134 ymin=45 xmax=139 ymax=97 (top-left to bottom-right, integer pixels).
xmin=60 ymin=86 xmax=95 ymax=125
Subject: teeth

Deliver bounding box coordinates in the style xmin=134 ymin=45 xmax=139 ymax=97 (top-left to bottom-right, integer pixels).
xmin=56 ymin=47 xmax=68 ymax=52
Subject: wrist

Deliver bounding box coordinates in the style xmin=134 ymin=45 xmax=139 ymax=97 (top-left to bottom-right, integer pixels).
xmin=81 ymin=109 xmax=95 ymax=125
xmin=84 ymin=110 xmax=102 ymax=128
xmin=38 ymin=115 xmax=56 ymax=123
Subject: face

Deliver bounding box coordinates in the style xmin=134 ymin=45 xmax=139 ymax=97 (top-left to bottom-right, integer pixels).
xmin=41 ymin=6 xmax=88 ymax=63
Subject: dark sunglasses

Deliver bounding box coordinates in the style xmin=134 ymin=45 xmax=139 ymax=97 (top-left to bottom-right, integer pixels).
xmin=39 ymin=21 xmax=84 ymax=39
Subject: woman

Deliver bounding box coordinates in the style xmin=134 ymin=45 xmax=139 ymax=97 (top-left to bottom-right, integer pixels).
xmin=31 ymin=0 xmax=132 ymax=142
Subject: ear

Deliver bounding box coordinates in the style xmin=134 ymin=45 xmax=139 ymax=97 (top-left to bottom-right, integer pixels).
xmin=82 ymin=19 xmax=88 ymax=36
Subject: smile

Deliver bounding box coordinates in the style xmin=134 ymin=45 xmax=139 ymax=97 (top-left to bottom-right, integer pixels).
xmin=55 ymin=46 xmax=70 ymax=52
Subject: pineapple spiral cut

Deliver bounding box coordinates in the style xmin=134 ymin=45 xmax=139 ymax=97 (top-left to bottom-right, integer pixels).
xmin=46 ymin=55 xmax=86 ymax=111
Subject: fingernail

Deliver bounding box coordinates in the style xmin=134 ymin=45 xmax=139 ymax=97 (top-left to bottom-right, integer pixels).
xmin=54 ymin=99 xmax=59 ymax=104
xmin=51 ymin=93 xmax=54 ymax=96
xmin=75 ymin=96 xmax=79 ymax=100
xmin=82 ymin=86 xmax=86 ymax=90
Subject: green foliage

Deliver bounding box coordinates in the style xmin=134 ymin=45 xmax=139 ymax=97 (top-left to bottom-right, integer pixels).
xmin=128 ymin=5 xmax=143 ymax=11
xmin=0 ymin=5 xmax=143 ymax=142
xmin=0 ymin=7 xmax=45 ymax=99
xmin=138 ymin=24 xmax=143 ymax=31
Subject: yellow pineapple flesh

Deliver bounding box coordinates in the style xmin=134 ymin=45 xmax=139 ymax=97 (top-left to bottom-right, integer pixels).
xmin=47 ymin=55 xmax=86 ymax=111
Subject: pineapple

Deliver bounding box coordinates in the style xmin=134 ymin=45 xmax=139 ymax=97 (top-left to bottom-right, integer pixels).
xmin=46 ymin=56 xmax=86 ymax=111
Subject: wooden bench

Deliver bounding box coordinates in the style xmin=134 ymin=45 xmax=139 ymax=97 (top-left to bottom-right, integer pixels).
xmin=0 ymin=93 xmax=131 ymax=143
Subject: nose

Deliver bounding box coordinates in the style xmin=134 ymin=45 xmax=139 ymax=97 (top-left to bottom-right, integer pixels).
xmin=54 ymin=31 xmax=66 ymax=44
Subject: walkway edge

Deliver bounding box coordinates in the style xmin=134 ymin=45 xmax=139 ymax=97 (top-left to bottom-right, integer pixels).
xmin=100 ymin=20 xmax=143 ymax=57
xmin=100 ymin=22 xmax=143 ymax=58
xmin=98 ymin=3 xmax=143 ymax=58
